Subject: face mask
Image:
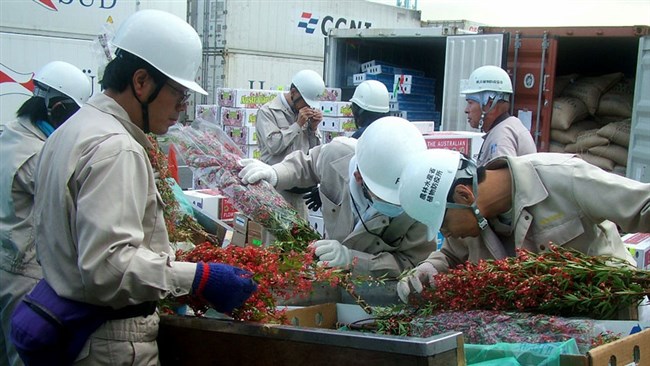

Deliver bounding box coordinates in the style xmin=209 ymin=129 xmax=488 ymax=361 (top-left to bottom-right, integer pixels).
xmin=371 ymin=200 xmax=404 ymax=218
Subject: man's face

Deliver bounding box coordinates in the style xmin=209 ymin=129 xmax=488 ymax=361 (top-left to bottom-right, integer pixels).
xmin=439 ymin=185 xmax=481 ymax=238
xmin=440 ymin=207 xmax=481 ymax=238
xmin=148 ymin=79 xmax=189 ymax=134
xmin=291 ymin=90 xmax=310 ymax=111
xmin=464 ymin=99 xmax=483 ymax=129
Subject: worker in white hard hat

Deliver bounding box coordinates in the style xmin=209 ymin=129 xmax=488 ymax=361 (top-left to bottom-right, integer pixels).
xmin=350 ymin=80 xmax=390 ymax=138
xmin=462 ymin=65 xmax=536 ymax=166
xmin=301 ymin=80 xmax=391 ymax=212
xmin=395 ymin=149 xmax=650 ymax=303
xmin=0 ymin=61 xmax=91 ymax=366
xmin=10 ymin=10 xmax=256 ymax=365
xmin=239 ymin=117 xmax=436 ymax=279
xmin=254 ymin=69 xmax=326 ymax=218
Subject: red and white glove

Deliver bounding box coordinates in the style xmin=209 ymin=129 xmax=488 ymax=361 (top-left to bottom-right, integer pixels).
xmin=396 ymin=262 xmax=438 ymax=304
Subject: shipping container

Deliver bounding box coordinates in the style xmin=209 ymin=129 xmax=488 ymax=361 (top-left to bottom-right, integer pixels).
xmin=478 ymin=25 xmax=649 ymax=181
xmin=323 ymin=25 xmax=650 ymax=182
xmin=323 ymin=27 xmax=505 ymax=126
xmin=188 ymin=0 xmax=422 ymax=110
xmin=0 ymin=0 xmax=186 ymax=127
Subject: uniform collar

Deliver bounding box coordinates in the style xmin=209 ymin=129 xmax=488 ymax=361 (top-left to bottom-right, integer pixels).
xmin=16 ymin=116 xmax=48 ymax=141
xmin=485 ymin=156 xmax=548 ymax=220
xmin=87 ymin=93 xmax=154 ymax=150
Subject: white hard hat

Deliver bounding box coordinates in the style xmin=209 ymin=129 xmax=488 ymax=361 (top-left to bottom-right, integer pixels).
xmin=291 ymin=69 xmax=325 ymax=109
xmin=33 ymin=61 xmax=92 ymax=107
xmin=111 ymin=9 xmax=207 ymax=95
xmin=398 ymin=149 xmax=462 ymax=235
xmin=461 ymin=65 xmax=513 ymax=96
xmin=356 ymin=116 xmax=427 ymax=204
xmin=350 ymin=80 xmax=389 ymax=113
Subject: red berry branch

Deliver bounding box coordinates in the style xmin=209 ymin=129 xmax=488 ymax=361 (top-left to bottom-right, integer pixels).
xmin=406 ymin=245 xmax=650 ymax=320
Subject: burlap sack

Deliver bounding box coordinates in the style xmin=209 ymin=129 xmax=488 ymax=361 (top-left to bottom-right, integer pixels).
xmin=548 ymin=141 xmax=567 ymax=153
xmin=608 ymin=77 xmax=635 ymax=95
xmin=550 ymin=119 xmax=601 ymax=144
xmin=596 ymin=91 xmax=633 ymax=117
xmin=578 ymin=152 xmax=615 ymax=171
xmin=562 ymin=72 xmax=624 ymax=115
xmin=596 ymin=119 xmax=631 ymax=147
xmin=553 ymin=73 xmax=580 ymax=97
xmin=551 ymin=97 xmax=589 ymax=130
xmin=594 ymin=115 xmax=624 ymax=126
xmin=588 ymin=144 xmax=629 ymax=166
xmin=565 ymin=129 xmax=610 ymax=153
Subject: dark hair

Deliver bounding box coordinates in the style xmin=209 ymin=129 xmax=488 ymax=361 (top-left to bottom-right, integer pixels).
xmin=100 ymin=49 xmax=167 ymax=92
xmin=447 ymin=165 xmax=486 ymax=203
xmin=352 ymin=102 xmax=389 ymax=129
xmin=48 ymin=97 xmax=80 ymax=127
xmin=16 ymin=96 xmax=48 ymax=123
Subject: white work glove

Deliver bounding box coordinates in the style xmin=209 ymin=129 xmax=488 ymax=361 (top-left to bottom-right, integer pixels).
xmin=311 ymin=240 xmax=351 ymax=268
xmin=396 ymin=262 xmax=438 ymax=304
xmin=238 ymin=158 xmax=278 ymax=186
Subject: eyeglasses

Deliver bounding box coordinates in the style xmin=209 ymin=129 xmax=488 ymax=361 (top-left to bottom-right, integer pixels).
xmin=166 ymin=81 xmax=191 ymax=105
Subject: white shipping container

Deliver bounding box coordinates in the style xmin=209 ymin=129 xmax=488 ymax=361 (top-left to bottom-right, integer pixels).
xmin=0 ymin=0 xmax=185 ymax=38
xmin=222 ymin=52 xmax=324 ymax=91
xmin=191 ymin=0 xmax=421 ymax=58
xmin=0 ymin=33 xmax=100 ymax=125
xmin=0 ymin=0 xmax=186 ymax=127
xmin=324 ymin=25 xmax=649 ymax=183
xmin=189 ymin=0 xmax=422 ymax=116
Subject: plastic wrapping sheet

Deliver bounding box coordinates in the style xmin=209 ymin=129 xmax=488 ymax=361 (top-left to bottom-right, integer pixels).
xmin=408 ymin=310 xmax=610 ymax=354
xmin=166 ymin=119 xmax=320 ymax=246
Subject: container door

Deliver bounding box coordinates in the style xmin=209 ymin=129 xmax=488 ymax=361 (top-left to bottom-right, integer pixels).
xmin=441 ymin=34 xmax=504 ymax=131
xmin=627 ymin=35 xmax=650 ymax=183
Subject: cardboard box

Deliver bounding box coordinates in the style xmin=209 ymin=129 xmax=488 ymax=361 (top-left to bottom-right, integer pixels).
xmin=231 ymin=213 xmax=274 ymax=247
xmin=322 ymin=131 xmax=355 ymax=143
xmin=560 ymin=328 xmax=650 ymax=366
xmin=320 ymin=101 xmax=353 ymax=117
xmin=183 ymin=189 xmax=238 ymax=221
xmin=224 ymin=126 xmax=257 ymax=145
xmin=317 ymin=87 xmax=342 ymax=102
xmin=220 ymin=107 xmax=258 ymax=127
xmin=230 ymin=230 xmax=247 ymax=247
xmin=237 ymin=144 xmax=261 ymax=159
xmin=195 ymin=104 xmax=220 ymax=124
xmin=216 ymin=88 xmax=281 ymax=108
xmin=284 ymin=303 xmax=372 ymax=329
xmin=307 ymin=214 xmax=325 ymax=238
xmin=318 ymin=117 xmax=341 ymax=132
xmin=623 ymin=232 xmax=650 ymax=270
xmin=232 ymin=212 xmax=249 ymax=233
xmin=318 ymin=117 xmax=356 ymax=133
xmin=423 ymin=131 xmax=485 ymax=161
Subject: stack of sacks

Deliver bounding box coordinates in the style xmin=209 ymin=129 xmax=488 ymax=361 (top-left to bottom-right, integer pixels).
xmin=549 ymin=72 xmax=632 ymax=173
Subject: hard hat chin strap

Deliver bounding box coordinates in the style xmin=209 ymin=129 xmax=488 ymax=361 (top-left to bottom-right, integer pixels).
xmin=478 ymin=97 xmax=499 ymax=132
xmin=445 ymin=159 xmax=488 ymax=230
xmin=131 ymin=81 xmax=164 ymax=134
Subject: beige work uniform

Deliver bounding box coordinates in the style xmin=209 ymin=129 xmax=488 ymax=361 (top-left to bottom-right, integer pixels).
xmin=256 ymin=94 xmax=321 ymax=218
xmin=274 ymin=137 xmax=436 ymax=278
xmin=0 ymin=116 xmax=45 ymax=366
xmin=425 ymin=153 xmax=649 ymax=273
xmin=477 ymin=115 xmax=537 ymax=167
xmin=33 ymin=94 xmax=197 ymax=364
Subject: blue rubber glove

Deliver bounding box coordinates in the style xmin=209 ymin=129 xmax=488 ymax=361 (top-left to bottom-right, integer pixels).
xmin=192 ymin=262 xmax=257 ymax=313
